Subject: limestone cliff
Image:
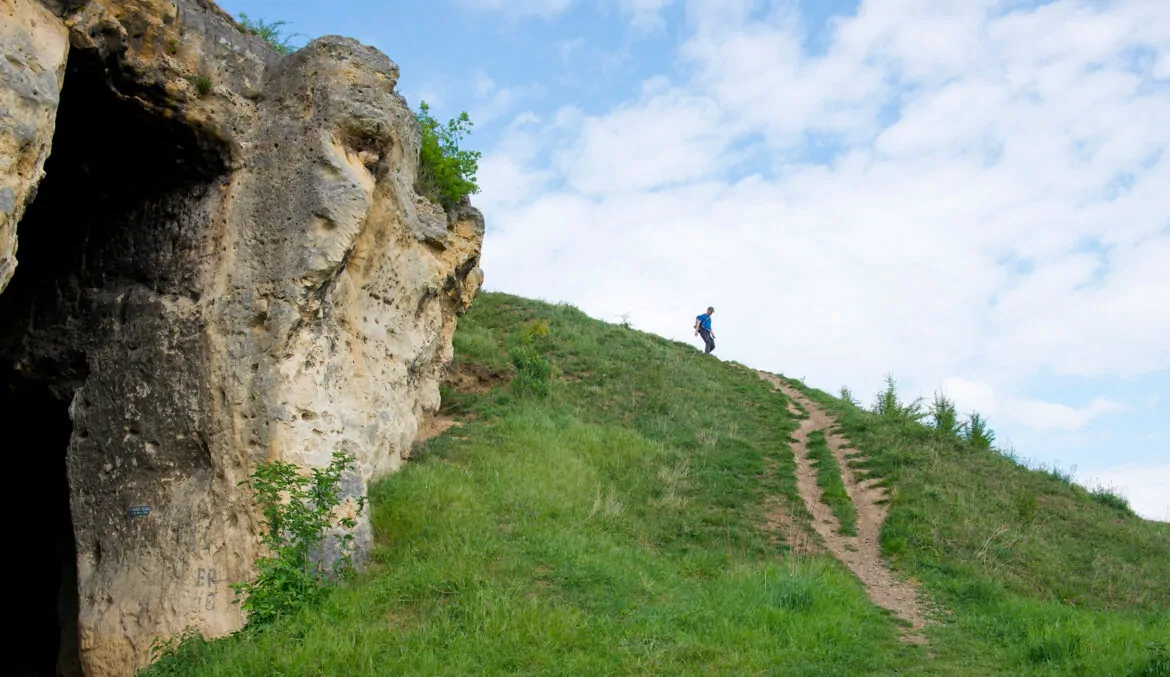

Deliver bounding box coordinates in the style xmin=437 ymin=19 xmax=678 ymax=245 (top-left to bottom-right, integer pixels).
xmin=0 ymin=1 xmax=484 ymax=675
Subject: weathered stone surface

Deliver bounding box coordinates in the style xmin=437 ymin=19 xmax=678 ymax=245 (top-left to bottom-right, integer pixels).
xmin=0 ymin=0 xmax=69 ymax=292
xmin=0 ymin=1 xmax=484 ymax=674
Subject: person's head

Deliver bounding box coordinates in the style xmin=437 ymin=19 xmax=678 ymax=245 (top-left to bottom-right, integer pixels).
xmin=707 ymin=306 xmax=715 ymax=315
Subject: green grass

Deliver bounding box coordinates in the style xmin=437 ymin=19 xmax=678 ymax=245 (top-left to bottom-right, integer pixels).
xmin=141 ymin=292 xmax=1170 ymax=676
xmin=237 ymin=13 xmax=303 ymax=55
xmin=191 ymin=75 xmax=213 ymax=97
xmin=805 ymin=430 xmax=858 ymax=536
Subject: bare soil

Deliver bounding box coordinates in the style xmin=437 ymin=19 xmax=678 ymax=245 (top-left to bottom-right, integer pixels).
xmin=444 ymin=361 xmax=508 ymax=394
xmin=415 ymin=413 xmax=461 ymax=444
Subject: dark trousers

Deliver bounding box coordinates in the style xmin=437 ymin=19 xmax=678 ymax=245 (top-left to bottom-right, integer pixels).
xmin=699 ymin=328 xmax=715 ymax=354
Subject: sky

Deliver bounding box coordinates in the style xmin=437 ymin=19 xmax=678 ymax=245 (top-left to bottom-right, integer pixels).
xmin=219 ymin=0 xmax=1169 ymax=521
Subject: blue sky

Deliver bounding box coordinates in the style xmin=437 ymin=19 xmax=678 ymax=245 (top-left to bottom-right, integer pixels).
xmin=219 ymin=0 xmax=1169 ymax=520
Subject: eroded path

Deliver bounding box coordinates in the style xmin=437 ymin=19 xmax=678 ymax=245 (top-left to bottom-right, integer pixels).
xmin=759 ymin=372 xmax=929 ymax=642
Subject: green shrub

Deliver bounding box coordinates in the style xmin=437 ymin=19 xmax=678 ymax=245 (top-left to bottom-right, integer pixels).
xmin=237 ymin=13 xmax=303 ymax=55
xmin=929 ymin=391 xmax=960 ymax=435
xmin=872 ymin=374 xmax=926 ymax=423
xmin=839 ymin=386 xmax=858 ymax=406
xmin=964 ymin=412 xmax=996 ymax=449
xmin=510 ymin=345 xmax=551 ymax=398
xmin=231 ymin=451 xmax=365 ymax=628
xmin=522 ymin=318 xmax=551 ymax=345
xmin=416 ymin=102 xmax=481 ymax=210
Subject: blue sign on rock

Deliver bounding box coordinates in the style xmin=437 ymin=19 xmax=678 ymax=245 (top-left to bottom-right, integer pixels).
xmin=128 ymin=506 xmax=151 ymax=518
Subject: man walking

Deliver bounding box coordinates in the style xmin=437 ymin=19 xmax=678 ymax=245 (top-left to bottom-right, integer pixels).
xmin=694 ymin=306 xmax=716 ymax=354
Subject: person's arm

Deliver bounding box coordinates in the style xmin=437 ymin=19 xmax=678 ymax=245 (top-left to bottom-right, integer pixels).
xmin=694 ymin=318 xmax=700 ymax=335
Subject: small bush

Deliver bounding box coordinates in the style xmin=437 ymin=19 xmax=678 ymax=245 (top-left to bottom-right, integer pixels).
xmin=1091 ymin=486 xmax=1133 ymax=514
xmin=839 ymin=386 xmax=858 ymax=406
xmin=522 ymin=319 xmax=551 ymax=345
xmin=964 ymin=412 xmax=996 ymax=449
xmin=238 ymin=13 xmax=303 ymax=55
xmin=192 ymin=75 xmax=213 ymax=97
xmin=510 ymin=345 xmax=551 ymax=398
xmin=872 ymin=374 xmax=927 ymax=423
xmin=929 ymin=391 xmax=960 ymax=435
xmin=416 ymin=102 xmax=481 ymax=210
xmin=231 ymin=451 xmax=365 ymax=628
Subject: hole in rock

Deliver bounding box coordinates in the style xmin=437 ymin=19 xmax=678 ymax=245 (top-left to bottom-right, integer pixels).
xmin=2 ymin=370 xmax=79 ymax=677
xmin=0 ymin=45 xmax=229 ymax=676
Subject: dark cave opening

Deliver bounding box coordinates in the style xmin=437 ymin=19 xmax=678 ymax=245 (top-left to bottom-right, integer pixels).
xmin=2 ymin=371 xmax=80 ymax=677
xmin=0 ymin=45 xmax=229 ymax=676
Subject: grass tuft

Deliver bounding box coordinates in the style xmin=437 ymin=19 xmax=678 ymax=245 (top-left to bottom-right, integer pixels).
xmin=192 ymin=75 xmax=213 ymax=97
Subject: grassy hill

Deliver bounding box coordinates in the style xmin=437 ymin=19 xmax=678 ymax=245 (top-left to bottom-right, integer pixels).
xmin=146 ymin=292 xmax=1169 ymax=676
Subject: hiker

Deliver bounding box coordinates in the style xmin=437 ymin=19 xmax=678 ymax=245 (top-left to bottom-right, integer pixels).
xmin=694 ymin=306 xmax=716 ymax=354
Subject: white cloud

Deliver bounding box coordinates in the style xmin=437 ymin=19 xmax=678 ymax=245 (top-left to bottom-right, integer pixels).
xmin=940 ymin=378 xmax=1124 ymax=432
xmin=555 ymin=89 xmax=736 ymax=194
xmin=1080 ymin=463 xmax=1170 ymax=522
xmin=479 ymin=0 xmax=1170 ymax=437
xmin=461 ymin=0 xmax=571 ymax=18
xmin=620 ymin=0 xmax=675 ymax=31
xmin=941 ymin=379 xmax=999 ymax=420
xmin=469 ymin=71 xmax=544 ymax=126
xmin=557 ymin=37 xmax=587 ymax=62
xmin=1007 ymin=397 xmax=1125 ymax=432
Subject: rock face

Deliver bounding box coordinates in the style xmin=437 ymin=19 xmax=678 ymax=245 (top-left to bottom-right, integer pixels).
xmin=0 ymin=1 xmax=484 ymax=675
xmin=0 ymin=0 xmax=69 ymax=293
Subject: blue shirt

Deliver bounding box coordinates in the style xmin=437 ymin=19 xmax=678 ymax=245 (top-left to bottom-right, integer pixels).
xmin=697 ymin=313 xmax=712 ymax=331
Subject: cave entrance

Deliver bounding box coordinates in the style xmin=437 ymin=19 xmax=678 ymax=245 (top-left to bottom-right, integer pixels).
xmin=1 ymin=370 xmax=80 ymax=677
xmin=0 ymin=42 xmax=229 ymax=676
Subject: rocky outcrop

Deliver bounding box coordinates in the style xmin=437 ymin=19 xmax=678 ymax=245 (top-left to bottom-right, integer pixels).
xmin=0 ymin=0 xmax=69 ymax=293
xmin=0 ymin=1 xmax=484 ymax=675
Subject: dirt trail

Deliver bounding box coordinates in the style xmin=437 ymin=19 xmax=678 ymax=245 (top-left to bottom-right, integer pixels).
xmin=759 ymin=372 xmax=928 ymax=643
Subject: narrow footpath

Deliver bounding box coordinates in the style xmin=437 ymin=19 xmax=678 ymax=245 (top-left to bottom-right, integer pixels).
xmin=758 ymin=372 xmax=929 ymax=643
